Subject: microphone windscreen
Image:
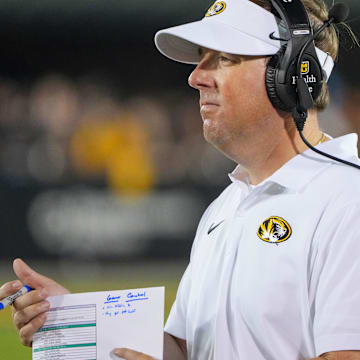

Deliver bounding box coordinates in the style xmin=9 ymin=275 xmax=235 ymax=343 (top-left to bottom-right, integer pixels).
xmin=328 ymin=3 xmax=350 ymax=24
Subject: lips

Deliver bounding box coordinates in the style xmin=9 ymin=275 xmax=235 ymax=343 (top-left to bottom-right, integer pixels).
xmin=199 ymin=94 xmax=220 ymax=117
xmin=200 ymin=100 xmax=219 ymax=107
xmin=200 ymin=102 xmax=219 ymax=113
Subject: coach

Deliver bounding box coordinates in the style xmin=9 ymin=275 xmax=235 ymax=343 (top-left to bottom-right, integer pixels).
xmin=2 ymin=0 xmax=360 ymax=359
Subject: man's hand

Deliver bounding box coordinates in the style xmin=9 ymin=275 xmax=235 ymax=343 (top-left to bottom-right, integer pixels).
xmin=110 ymin=332 xmax=187 ymax=360
xmin=110 ymin=348 xmax=154 ymax=359
xmin=311 ymin=351 xmax=360 ymax=360
xmin=8 ymin=258 xmax=70 ymax=347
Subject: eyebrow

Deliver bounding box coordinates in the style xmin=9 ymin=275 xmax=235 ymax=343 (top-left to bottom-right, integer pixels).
xmin=198 ymin=47 xmax=214 ymax=59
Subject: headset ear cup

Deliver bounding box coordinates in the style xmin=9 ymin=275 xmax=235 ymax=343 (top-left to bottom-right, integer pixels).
xmin=265 ymin=47 xmax=290 ymax=111
xmin=266 ymin=59 xmax=283 ymax=110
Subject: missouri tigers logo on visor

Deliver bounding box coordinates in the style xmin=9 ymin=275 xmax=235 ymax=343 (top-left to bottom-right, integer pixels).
xmin=257 ymin=216 xmax=292 ymax=244
xmin=205 ymin=1 xmax=226 ymax=17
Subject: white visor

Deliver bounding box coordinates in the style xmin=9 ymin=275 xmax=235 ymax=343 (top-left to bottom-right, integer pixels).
xmin=154 ymin=0 xmax=334 ymax=81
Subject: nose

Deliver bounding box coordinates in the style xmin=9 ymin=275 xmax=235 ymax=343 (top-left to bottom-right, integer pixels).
xmin=188 ymin=60 xmax=215 ymax=90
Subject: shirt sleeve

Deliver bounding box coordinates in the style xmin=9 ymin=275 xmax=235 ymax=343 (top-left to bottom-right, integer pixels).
xmin=312 ymin=201 xmax=360 ymax=356
xmin=164 ymin=198 xmax=216 ymax=341
xmin=164 ymin=262 xmax=192 ymax=340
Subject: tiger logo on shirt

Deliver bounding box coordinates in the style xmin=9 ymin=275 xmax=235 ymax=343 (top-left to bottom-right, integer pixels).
xmin=205 ymin=1 xmax=227 ymax=17
xmin=257 ymin=216 xmax=292 ymax=244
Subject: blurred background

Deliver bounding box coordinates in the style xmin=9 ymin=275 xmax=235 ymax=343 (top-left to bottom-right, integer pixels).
xmin=0 ymin=0 xmax=360 ymax=358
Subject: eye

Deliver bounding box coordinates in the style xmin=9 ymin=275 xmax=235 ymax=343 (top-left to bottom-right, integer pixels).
xmin=219 ymin=55 xmax=232 ymax=62
xmin=218 ymin=54 xmax=240 ymax=65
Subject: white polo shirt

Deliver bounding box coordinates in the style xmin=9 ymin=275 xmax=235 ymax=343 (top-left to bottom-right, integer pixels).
xmin=165 ymin=134 xmax=360 ymax=360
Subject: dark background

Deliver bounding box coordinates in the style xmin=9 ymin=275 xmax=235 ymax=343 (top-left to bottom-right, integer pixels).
xmin=0 ymin=0 xmax=359 ymax=262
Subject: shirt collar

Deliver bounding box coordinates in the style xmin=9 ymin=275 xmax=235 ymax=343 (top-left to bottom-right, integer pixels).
xmin=229 ymin=133 xmax=359 ymax=193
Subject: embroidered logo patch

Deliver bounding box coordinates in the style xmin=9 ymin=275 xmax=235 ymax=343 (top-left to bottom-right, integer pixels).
xmin=205 ymin=1 xmax=226 ymax=17
xmin=257 ymin=216 xmax=292 ymax=244
xmin=301 ymin=61 xmax=310 ymax=75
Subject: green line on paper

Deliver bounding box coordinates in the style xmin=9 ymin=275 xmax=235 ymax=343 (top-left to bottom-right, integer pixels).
xmin=33 ymin=343 xmax=96 ymax=352
xmin=37 ymin=323 xmax=96 ymax=332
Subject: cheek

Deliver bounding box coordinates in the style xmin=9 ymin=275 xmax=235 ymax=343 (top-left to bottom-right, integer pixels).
xmin=221 ymin=68 xmax=272 ymax=123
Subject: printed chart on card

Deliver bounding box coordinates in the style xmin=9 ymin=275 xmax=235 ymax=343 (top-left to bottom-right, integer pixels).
xmin=32 ymin=287 xmax=164 ymax=360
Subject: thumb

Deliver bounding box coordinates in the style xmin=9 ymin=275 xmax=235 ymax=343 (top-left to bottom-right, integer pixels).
xmin=13 ymin=258 xmax=70 ymax=296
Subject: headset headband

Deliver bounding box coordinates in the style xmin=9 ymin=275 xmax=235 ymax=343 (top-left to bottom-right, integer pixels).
xmin=270 ymin=0 xmax=320 ymax=84
xmin=271 ymin=0 xmax=311 ymax=28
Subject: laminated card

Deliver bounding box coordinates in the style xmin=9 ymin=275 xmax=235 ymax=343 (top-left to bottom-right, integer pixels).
xmin=32 ymin=286 xmax=164 ymax=360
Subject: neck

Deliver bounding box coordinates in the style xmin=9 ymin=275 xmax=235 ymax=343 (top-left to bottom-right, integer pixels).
xmin=240 ymin=111 xmax=329 ymax=185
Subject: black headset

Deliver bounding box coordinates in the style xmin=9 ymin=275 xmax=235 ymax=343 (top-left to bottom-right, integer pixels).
xmin=265 ymin=0 xmax=323 ymax=113
xmin=264 ymin=0 xmax=360 ymax=171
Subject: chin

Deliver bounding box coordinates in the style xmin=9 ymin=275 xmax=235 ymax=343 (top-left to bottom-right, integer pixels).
xmin=203 ymin=124 xmax=231 ymax=149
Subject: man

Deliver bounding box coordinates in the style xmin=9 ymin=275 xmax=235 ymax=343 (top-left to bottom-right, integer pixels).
xmin=2 ymin=0 xmax=360 ymax=359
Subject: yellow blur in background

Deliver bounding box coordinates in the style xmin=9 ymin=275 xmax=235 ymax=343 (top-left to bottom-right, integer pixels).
xmin=71 ymin=112 xmax=155 ymax=196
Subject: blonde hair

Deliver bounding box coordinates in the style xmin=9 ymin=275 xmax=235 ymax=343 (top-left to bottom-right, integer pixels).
xmin=250 ymin=0 xmax=339 ymax=111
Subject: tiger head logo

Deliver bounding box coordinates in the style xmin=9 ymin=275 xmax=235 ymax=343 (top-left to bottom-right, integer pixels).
xmin=257 ymin=216 xmax=292 ymax=244
xmin=205 ymin=1 xmax=227 ymax=17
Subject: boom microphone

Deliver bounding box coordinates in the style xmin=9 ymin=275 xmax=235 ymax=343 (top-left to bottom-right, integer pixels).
xmin=295 ymin=2 xmax=350 ymax=114
xmin=328 ymin=3 xmax=349 ymax=24
xmin=293 ymin=3 xmax=360 ymax=171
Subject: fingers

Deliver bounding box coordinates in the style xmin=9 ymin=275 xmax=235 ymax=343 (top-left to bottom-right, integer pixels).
xmin=12 ymin=288 xmax=48 ymax=311
xmin=18 ymin=312 xmax=47 ymax=347
xmin=11 ymin=288 xmax=49 ymax=347
xmin=13 ymin=258 xmax=38 ymax=288
xmin=9 ymin=258 xmax=69 ymax=348
xmin=0 ymin=280 xmax=23 ymax=300
xmin=111 ymin=348 xmax=154 ymax=360
xmin=13 ymin=258 xmax=51 ymax=291
xmin=13 ymin=258 xmax=70 ymax=296
xmin=13 ymin=300 xmax=50 ymax=330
